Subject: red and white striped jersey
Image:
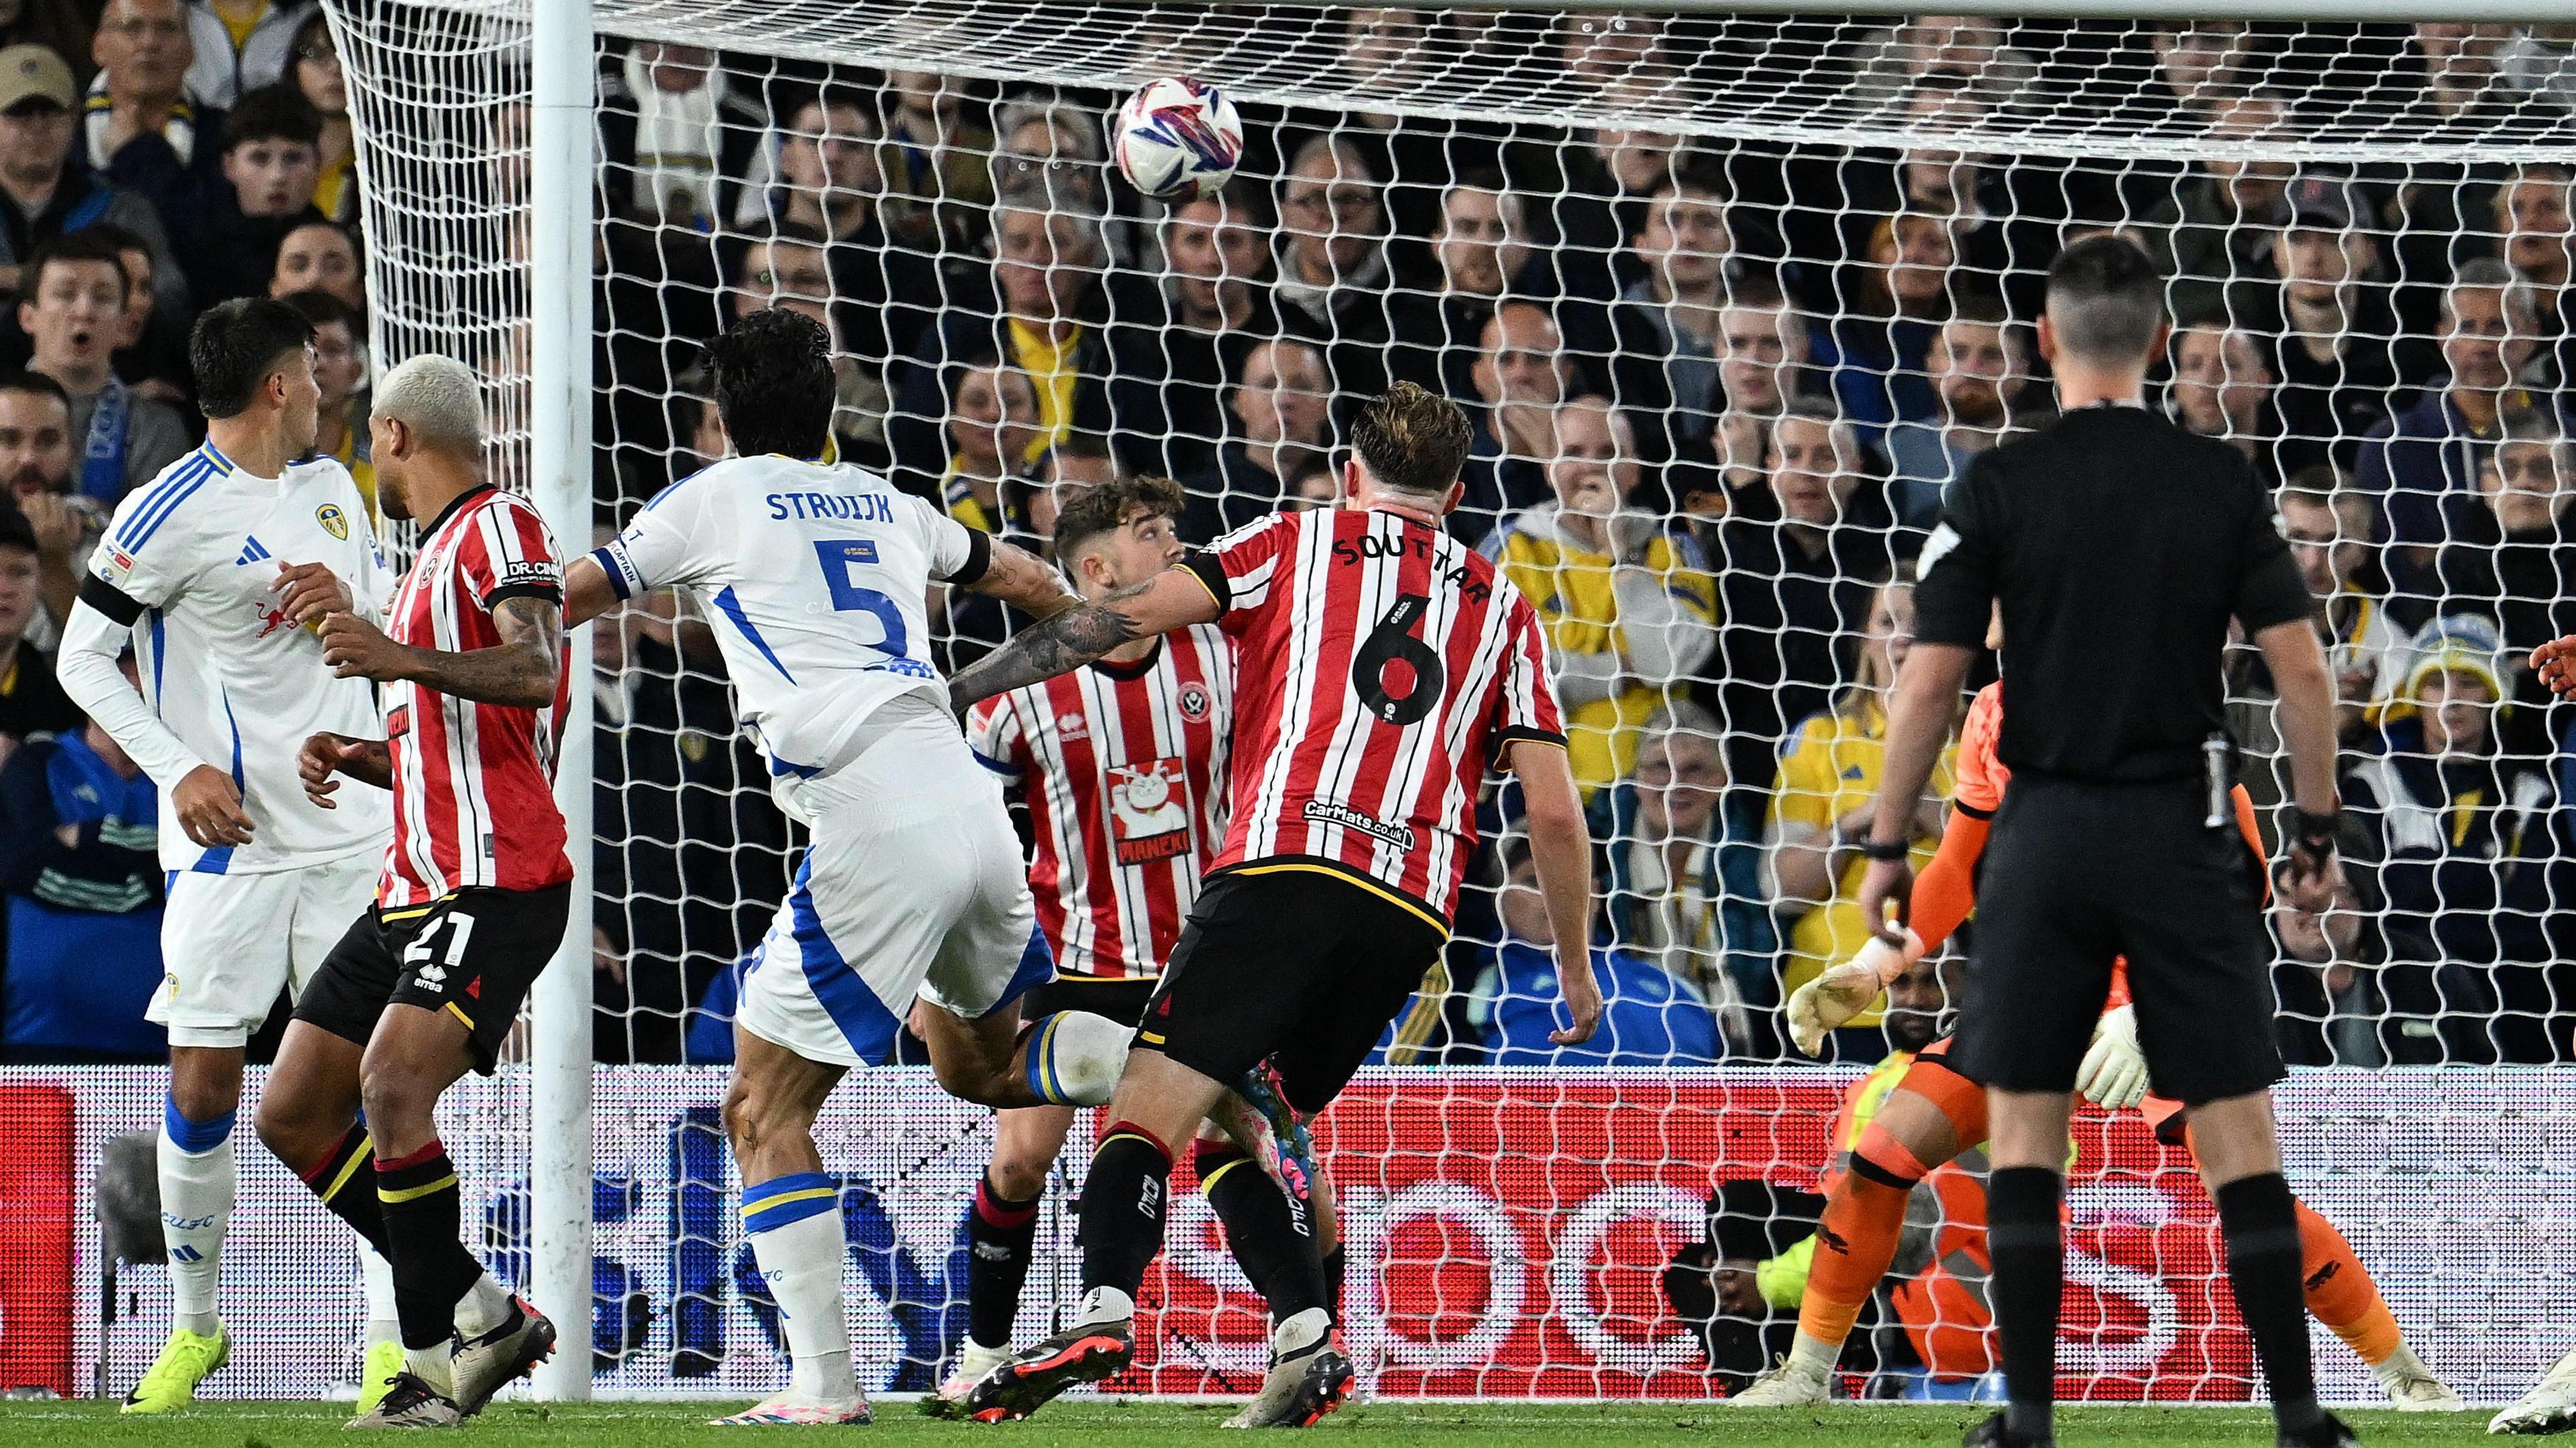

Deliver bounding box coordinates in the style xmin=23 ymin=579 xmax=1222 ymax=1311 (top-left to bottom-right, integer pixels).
xmin=1181 ymin=506 xmax=1563 ymax=924
xmin=965 ymin=622 xmax=1232 ymax=979
xmin=378 ymin=486 xmax=574 ymax=908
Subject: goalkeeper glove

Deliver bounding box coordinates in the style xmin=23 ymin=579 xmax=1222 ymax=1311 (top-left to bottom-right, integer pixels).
xmin=2076 ymin=1004 xmax=2150 ymax=1111
xmin=1784 ymin=929 xmax=1922 ymax=1058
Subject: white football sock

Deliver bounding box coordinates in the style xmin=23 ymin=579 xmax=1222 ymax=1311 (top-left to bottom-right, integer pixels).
xmin=158 ymin=1118 xmax=235 ymax=1338
xmin=361 ymin=1245 xmax=400 ymax=1345
xmin=1075 ymin=1286 xmax=1135 ymax=1328
xmin=1272 ymin=1306 xmax=1329 ymax=1358
xmin=407 ymin=1342 xmax=455 ymax=1398
xmin=1024 ymin=1011 xmax=1132 ymax=1107
xmin=453 ymin=1272 xmax=514 ymax=1338
xmin=750 ymin=1208 xmax=858 ymax=1402
xmin=1782 ymin=1331 xmax=1839 ymax=1377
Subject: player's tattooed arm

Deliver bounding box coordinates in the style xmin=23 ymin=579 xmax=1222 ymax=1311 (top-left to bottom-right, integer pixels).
xmin=947 ymin=567 xmax=1222 ymax=711
xmin=965 ymin=537 xmax=1083 ymax=622
xmin=317 ymin=594 xmax=565 ymax=709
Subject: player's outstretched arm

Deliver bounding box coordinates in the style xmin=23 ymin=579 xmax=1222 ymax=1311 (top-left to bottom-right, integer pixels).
xmin=561 ymin=555 xmax=623 ymax=630
xmin=1513 ymin=738 xmax=1603 ymax=1046
xmin=58 ymin=592 xmax=252 ymax=846
xmin=963 ymin=537 xmax=1083 ymax=622
xmin=317 ymin=595 xmax=565 ymax=710
xmin=1857 ymin=641 xmax=1975 ymax=948
xmin=947 ymin=566 xmax=1219 ymax=712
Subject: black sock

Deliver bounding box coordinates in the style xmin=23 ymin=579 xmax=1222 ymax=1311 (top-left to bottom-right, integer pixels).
xmin=1986 ymin=1166 xmax=2064 ymax=1441
xmin=1078 ymin=1124 xmax=1173 ymax=1303
xmin=1195 ymin=1141 xmax=1326 ymax=1325
xmin=375 ymin=1139 xmax=488 ymax=1352
xmin=965 ymin=1170 xmax=1041 ymax=1349
xmin=2217 ymin=1173 xmax=2324 ymax=1434
xmin=1321 ymin=1245 xmax=1345 ymax=1321
xmin=297 ymin=1125 xmax=394 ymax=1258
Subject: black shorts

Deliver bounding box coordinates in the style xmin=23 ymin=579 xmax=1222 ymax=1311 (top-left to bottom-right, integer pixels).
xmin=292 ymin=883 xmax=572 ymax=1074
xmin=1142 ymin=865 xmax=1446 ymax=1115
xmin=1953 ymin=775 xmax=2282 ymax=1107
xmin=1022 ymin=976 xmax=1157 ymax=1030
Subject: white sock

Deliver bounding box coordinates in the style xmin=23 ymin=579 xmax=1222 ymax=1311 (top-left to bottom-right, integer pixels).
xmin=1784 ymin=1331 xmax=1839 ymax=1377
xmin=1272 ymin=1306 xmax=1328 ymax=1358
xmin=453 ymin=1272 xmax=514 ymax=1338
xmin=361 ymin=1246 xmax=400 ymax=1345
xmin=158 ymin=1115 xmax=235 ymax=1337
xmin=407 ymin=1343 xmax=454 ymax=1398
xmin=750 ymin=1206 xmax=857 ymax=1401
xmin=1075 ymin=1286 xmax=1134 ymax=1329
xmin=1024 ymin=1011 xmax=1132 ymax=1107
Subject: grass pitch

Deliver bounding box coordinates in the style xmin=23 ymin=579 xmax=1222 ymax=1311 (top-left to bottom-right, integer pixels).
xmin=0 ymin=1400 xmax=2506 ymax=1446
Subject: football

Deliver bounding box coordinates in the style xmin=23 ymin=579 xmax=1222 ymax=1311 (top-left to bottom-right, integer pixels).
xmin=1110 ymin=76 xmax=1244 ymax=201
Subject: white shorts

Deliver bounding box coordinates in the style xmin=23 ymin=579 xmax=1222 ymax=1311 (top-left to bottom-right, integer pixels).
xmin=735 ymin=706 xmax=1050 ymax=1068
xmin=150 ymin=850 xmax=382 ymax=1048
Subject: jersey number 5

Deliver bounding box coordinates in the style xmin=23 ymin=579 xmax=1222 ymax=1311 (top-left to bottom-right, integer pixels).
xmin=814 ymin=539 xmax=909 ymax=659
xmin=1352 ymin=594 xmax=1444 ymax=726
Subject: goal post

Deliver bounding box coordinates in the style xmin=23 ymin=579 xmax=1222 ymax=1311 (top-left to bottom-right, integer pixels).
xmin=313 ymin=0 xmax=2576 ymax=1408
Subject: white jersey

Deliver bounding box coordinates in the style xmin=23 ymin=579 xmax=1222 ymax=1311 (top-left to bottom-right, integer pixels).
xmin=591 ymin=454 xmax=985 ymax=775
xmin=85 ymin=443 xmax=394 ymax=874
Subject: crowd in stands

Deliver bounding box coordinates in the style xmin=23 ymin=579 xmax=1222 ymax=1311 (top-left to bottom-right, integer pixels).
xmin=10 ymin=9 xmax=2576 ymax=1072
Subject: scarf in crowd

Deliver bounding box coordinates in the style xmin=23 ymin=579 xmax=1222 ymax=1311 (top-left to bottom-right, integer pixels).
xmin=83 ymin=91 xmax=196 ymax=172
xmin=619 ymin=52 xmax=723 ymax=229
xmin=80 ymin=375 xmax=131 ymax=501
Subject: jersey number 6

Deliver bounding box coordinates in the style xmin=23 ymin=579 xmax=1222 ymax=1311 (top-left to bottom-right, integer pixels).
xmin=814 ymin=539 xmax=909 ymax=659
xmin=1351 ymin=594 xmax=1444 ymax=727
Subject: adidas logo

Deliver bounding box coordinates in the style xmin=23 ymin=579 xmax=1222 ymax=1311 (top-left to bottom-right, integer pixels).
xmin=235 ymin=535 xmax=272 ymax=566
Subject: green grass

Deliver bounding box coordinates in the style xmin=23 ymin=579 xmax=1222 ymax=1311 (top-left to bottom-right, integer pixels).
xmin=0 ymin=1400 xmax=2504 ymax=1447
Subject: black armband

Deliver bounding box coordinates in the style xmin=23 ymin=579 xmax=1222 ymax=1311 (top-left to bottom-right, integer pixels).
xmin=1858 ymin=837 xmax=1913 ymax=862
xmin=943 ymin=527 xmax=992 ymax=588
xmin=78 ymin=573 xmax=146 ymax=627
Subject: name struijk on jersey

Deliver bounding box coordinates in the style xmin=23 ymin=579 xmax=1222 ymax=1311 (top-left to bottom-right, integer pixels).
xmin=1331 ymin=531 xmax=1493 ymax=604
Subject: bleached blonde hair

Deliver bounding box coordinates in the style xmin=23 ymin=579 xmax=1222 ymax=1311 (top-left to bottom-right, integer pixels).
xmin=372 ymin=354 xmax=485 ymax=449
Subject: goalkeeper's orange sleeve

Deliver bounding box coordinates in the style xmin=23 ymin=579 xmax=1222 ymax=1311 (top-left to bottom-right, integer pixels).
xmin=1909 ymin=809 xmax=1988 ymax=953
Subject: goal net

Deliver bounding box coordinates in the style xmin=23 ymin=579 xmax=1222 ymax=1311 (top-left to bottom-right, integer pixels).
xmin=244 ymin=0 xmax=2576 ymax=1408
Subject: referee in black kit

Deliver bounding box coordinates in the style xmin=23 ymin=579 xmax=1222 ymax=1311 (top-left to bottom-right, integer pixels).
xmin=1856 ymin=237 xmax=2355 ymax=1448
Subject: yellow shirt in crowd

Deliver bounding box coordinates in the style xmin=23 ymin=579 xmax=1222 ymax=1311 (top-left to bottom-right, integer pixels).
xmin=1766 ymin=702 xmax=1955 ymax=1023
xmin=1005 ymin=319 xmax=1079 ymax=463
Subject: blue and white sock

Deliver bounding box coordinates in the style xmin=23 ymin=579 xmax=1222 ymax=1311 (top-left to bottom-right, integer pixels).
xmin=743 ymin=1173 xmax=857 ymax=1402
xmin=160 ymin=1097 xmax=236 ymax=1338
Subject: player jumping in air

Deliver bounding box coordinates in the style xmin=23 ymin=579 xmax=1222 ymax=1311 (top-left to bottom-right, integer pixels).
xmin=1739 ymin=671 xmax=2461 ymax=1412
xmin=256 ymin=354 xmax=573 ymax=1427
xmin=56 ymin=296 xmax=406 ymax=1412
xmin=949 ymin=383 xmax=1602 ymax=1428
xmin=554 ymin=309 xmax=1136 ymax=1425
xmin=932 ymin=475 xmax=1346 ymax=1423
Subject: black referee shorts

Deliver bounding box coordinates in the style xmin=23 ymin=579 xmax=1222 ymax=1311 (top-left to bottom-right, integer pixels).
xmin=293 ymin=883 xmax=571 ymax=1075
xmin=1141 ymin=865 xmax=1446 ymax=1115
xmin=1953 ymin=775 xmax=2283 ymax=1106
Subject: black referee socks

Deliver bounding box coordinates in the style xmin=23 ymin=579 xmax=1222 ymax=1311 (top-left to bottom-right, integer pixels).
xmin=2216 ymin=1172 xmax=2326 ymax=1435
xmin=1985 ymin=1166 xmax=2064 ymax=1441
xmin=1079 ymin=1125 xmax=1174 ymax=1302
xmin=1195 ymin=1140 xmax=1328 ymax=1325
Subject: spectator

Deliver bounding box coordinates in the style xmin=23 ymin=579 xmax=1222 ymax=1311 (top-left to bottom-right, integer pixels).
xmin=879 ymin=68 xmax=994 ymax=256
xmin=2343 ymin=618 xmax=2574 ymax=1064
xmin=1458 ymin=299 xmax=1568 ymax=537
xmin=2155 ymin=89 xmax=2296 ymax=328
xmin=277 ymin=287 xmax=368 ymax=511
xmin=757 ymin=88 xmax=942 ymax=401
xmin=0 ymin=497 xmax=77 ymax=755
xmin=102 ymin=223 xmax=186 ymax=401
xmin=1181 ymin=335 xmax=1330 ymax=543
xmin=182 ymin=82 xmax=322 ymax=304
xmin=987 ymin=95 xmax=1111 ymax=227
xmin=596 ymin=40 xmax=763 ymax=231
xmin=0 ymin=44 xmax=181 ymax=309
xmin=1701 ymin=276 xmax=1822 ymax=503
xmin=1560 ymin=9 xmax=1669 ymax=92
xmin=1273 ymin=133 xmax=1396 ymax=408
xmin=19 ymin=232 xmax=186 ymax=498
xmin=1135 ymin=182 xmax=1277 ymax=482
xmin=2357 ymin=257 xmax=2548 ymax=568
xmin=0 ymin=368 xmax=89 ymax=625
xmin=2245 ymin=173 xmax=2424 ymax=478
xmin=930 ymin=351 xmax=1040 ymax=535
xmin=890 ymin=183 xmax=1158 ymax=487
xmin=2499 ymin=161 xmax=2575 ymax=387
xmin=1817 ymin=210 xmax=1955 ymax=452
xmin=1554 ymin=121 xmax=1684 ymax=293
xmin=85 ymin=0 xmax=220 ymax=234
xmin=0 ymin=3 xmax=93 ymax=87
xmin=724 ymin=221 xmax=898 ymax=468
xmin=2167 ymin=321 xmax=2285 ymax=484
xmin=183 ymin=0 xmax=311 ymax=109
xmin=1844 ymin=13 xmax=2044 ymax=118
xmin=2435 ymin=404 xmax=2576 ymax=709
xmin=1595 ymin=703 xmax=1774 ymax=1055
xmin=2411 ymin=23 xmax=2529 ymax=135
xmin=1883 ymin=298 xmax=2029 ymax=528
xmin=2267 ymin=856 xmax=2373 ymax=1067
xmin=1606 ymin=165 xmax=1732 ymax=468
xmin=265 ymin=214 xmax=356 ymax=311
xmin=1473 ymin=840 xmax=1723 ymax=1067
xmin=2278 ymin=477 xmax=2406 ymax=741
xmin=1485 ymin=394 xmax=1717 ymax=793
xmin=2149 ymin=19 xmax=2251 ymax=116
xmin=1391 ymin=172 xmax=1536 ymax=404
xmin=284 ymin=8 xmax=352 ymax=223
xmin=1708 ymin=400 xmax=1894 ymax=793
xmin=0 ymin=648 xmax=161 ymax=1061
xmin=1764 ymin=577 xmax=1952 ymax=1047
